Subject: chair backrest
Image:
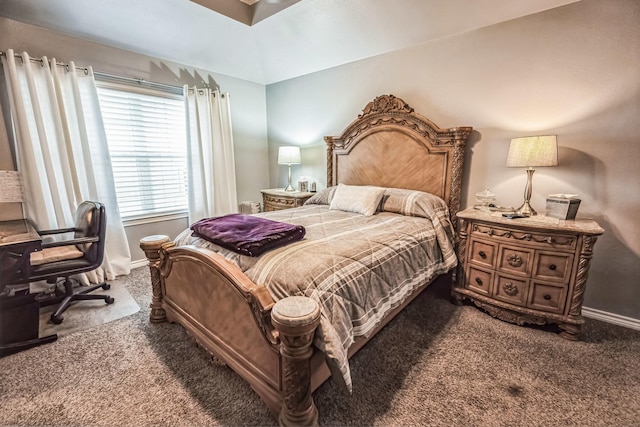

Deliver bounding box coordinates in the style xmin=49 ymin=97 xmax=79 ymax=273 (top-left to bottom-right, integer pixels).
xmin=73 ymin=201 xmax=107 ymax=265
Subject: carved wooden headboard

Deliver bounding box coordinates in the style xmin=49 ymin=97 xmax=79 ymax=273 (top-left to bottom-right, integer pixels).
xmin=324 ymin=94 xmax=472 ymax=220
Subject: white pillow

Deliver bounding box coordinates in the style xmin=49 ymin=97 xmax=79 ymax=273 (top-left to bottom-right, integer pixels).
xmin=329 ymin=184 xmax=385 ymax=216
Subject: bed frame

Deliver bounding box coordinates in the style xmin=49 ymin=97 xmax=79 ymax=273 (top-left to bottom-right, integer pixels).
xmin=140 ymin=95 xmax=471 ymax=426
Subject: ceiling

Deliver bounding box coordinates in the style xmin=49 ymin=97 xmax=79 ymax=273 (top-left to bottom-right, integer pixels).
xmin=0 ymin=0 xmax=580 ymax=85
xmin=192 ymin=0 xmax=303 ymax=25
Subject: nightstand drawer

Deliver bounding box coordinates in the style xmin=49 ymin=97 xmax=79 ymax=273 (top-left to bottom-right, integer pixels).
xmin=533 ymin=251 xmax=573 ymax=282
xmin=261 ymin=189 xmax=313 ymax=212
xmin=494 ymin=274 xmax=529 ymax=306
xmin=469 ymin=239 xmax=496 ymax=268
xmin=497 ymin=245 xmax=533 ymax=276
xmin=471 ymin=223 xmax=578 ymax=250
xmin=263 ymin=194 xmax=297 ymax=211
xmin=528 ymin=281 xmax=567 ymax=314
xmin=466 ymin=266 xmax=492 ymax=296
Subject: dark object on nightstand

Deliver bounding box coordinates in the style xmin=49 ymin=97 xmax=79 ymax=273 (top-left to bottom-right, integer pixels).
xmin=502 ymin=213 xmax=528 ymax=219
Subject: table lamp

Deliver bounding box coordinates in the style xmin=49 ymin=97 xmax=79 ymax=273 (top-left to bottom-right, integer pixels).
xmin=507 ymin=135 xmax=558 ymax=216
xmin=278 ymin=146 xmax=301 ymax=192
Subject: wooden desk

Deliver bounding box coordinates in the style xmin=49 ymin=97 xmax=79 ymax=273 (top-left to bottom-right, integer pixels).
xmin=0 ymin=219 xmax=41 ymax=288
xmin=0 ymin=219 xmax=57 ymax=357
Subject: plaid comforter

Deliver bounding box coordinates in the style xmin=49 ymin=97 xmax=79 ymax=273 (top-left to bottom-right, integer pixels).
xmin=175 ymin=187 xmax=458 ymax=392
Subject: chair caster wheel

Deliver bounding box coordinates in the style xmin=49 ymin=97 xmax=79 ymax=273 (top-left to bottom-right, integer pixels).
xmin=105 ymin=296 xmax=115 ymax=304
xmin=101 ymin=283 xmax=111 ymax=290
xmin=51 ymin=314 xmax=64 ymax=324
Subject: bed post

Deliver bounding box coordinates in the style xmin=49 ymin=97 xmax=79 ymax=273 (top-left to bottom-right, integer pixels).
xmin=271 ymin=296 xmax=321 ymax=427
xmin=140 ymin=235 xmax=172 ymax=323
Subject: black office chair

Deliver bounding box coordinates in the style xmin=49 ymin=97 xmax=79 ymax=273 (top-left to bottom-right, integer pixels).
xmin=29 ymin=201 xmax=114 ymax=324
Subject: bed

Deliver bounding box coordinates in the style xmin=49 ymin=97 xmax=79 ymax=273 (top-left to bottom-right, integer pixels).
xmin=140 ymin=94 xmax=472 ymax=426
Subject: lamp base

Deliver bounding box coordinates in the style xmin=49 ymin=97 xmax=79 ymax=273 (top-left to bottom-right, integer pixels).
xmin=515 ymin=201 xmax=536 ymax=217
xmin=284 ymin=164 xmax=295 ymax=191
xmin=514 ymin=167 xmax=537 ymax=217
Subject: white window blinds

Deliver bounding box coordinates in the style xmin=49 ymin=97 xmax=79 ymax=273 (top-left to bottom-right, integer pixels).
xmin=96 ymin=83 xmax=188 ymax=220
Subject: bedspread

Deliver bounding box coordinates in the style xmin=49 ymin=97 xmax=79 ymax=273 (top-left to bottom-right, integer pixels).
xmin=175 ymin=198 xmax=457 ymax=392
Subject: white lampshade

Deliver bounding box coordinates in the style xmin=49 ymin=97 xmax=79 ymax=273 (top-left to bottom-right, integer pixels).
xmin=507 ymin=136 xmax=558 ymax=168
xmin=278 ymin=146 xmax=301 ymax=165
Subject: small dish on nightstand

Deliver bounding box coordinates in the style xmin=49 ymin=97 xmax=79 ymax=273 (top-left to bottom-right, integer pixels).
xmin=475 ymin=189 xmax=496 ymax=211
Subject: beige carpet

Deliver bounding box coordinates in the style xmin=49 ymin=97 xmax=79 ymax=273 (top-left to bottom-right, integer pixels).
xmin=38 ymin=278 xmax=140 ymax=338
xmin=1 ymin=267 xmax=639 ymax=426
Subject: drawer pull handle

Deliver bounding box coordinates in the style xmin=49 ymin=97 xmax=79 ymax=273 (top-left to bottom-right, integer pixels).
xmin=475 ymin=277 xmax=483 ymax=286
xmin=478 ymin=251 xmax=487 ymax=259
xmin=543 ymin=294 xmax=552 ymax=300
xmin=549 ymin=264 xmax=557 ymax=271
xmin=507 ymin=254 xmax=523 ymax=268
xmin=503 ymin=282 xmax=519 ymax=297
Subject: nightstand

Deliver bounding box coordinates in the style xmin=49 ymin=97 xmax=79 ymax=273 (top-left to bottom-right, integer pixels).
xmin=261 ymin=188 xmax=314 ymax=212
xmin=452 ymin=208 xmax=603 ymax=340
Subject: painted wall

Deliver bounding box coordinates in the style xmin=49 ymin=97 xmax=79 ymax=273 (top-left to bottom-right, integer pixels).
xmin=266 ymin=0 xmax=640 ymax=319
xmin=0 ymin=17 xmax=270 ymax=262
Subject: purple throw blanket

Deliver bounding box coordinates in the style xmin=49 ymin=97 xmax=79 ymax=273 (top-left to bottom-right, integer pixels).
xmin=190 ymin=214 xmax=306 ymax=257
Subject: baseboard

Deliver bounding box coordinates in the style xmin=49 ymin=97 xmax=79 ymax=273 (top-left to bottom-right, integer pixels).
xmin=582 ymin=306 xmax=640 ymax=331
xmin=130 ymin=259 xmax=148 ymax=269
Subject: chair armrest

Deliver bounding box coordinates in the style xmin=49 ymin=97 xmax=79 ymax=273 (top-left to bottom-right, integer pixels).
xmin=38 ymin=227 xmax=77 ymax=236
xmin=40 ymin=236 xmax=99 ymax=249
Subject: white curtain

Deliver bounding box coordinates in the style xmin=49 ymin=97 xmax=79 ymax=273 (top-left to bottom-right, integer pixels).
xmin=1 ymin=49 xmax=131 ymax=283
xmin=184 ymin=86 xmax=238 ymax=222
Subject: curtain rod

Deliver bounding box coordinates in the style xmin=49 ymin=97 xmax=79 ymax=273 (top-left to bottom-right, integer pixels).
xmin=93 ymin=71 xmax=183 ymax=95
xmin=0 ymin=50 xmax=90 ymax=74
xmin=1 ymin=51 xmax=219 ymax=95
xmin=92 ymin=73 xmax=225 ymax=97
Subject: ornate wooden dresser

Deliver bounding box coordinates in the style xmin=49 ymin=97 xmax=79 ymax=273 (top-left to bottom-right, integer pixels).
xmin=452 ymin=208 xmax=604 ymax=340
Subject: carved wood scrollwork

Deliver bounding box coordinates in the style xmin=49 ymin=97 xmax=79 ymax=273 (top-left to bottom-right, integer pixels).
xmin=507 ymin=254 xmax=523 ymax=268
xmin=503 ymin=282 xmax=519 ymax=297
xmin=267 ymin=197 xmax=296 ymax=206
xmin=473 ymin=224 xmax=575 ymax=247
xmin=473 ymin=299 xmax=546 ymax=326
xmin=359 ymin=94 xmax=414 ymax=117
xmin=449 ymin=141 xmax=466 ymax=220
xmin=158 ymin=242 xmax=176 ymax=278
xmin=139 ymin=235 xmax=172 ymax=323
xmin=247 ymin=293 xmax=279 ymax=346
xmin=453 ymin=218 xmax=469 ymax=290
xmin=271 ymin=297 xmax=321 ymax=427
xmin=568 ymin=235 xmax=599 ymax=317
xmin=324 ymin=136 xmax=337 ymax=187
xmin=473 ymin=224 xmax=509 ymax=238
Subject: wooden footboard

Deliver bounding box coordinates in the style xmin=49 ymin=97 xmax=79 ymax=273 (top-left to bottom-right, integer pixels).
xmin=140 ymin=235 xmax=321 ymax=426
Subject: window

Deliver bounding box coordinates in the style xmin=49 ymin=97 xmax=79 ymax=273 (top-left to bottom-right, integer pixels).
xmin=96 ymin=82 xmax=188 ymax=221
